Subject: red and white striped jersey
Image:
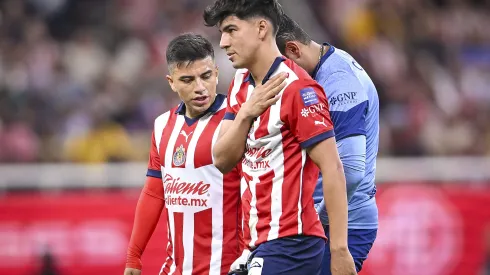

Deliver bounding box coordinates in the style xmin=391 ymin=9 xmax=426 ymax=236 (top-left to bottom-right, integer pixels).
xmin=147 ymin=94 xmax=242 ymax=275
xmin=224 ymin=57 xmax=332 ymax=249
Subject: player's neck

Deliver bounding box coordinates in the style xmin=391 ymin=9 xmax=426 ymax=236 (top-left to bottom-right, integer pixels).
xmin=308 ymin=41 xmax=330 ymax=74
xmin=248 ymin=44 xmax=283 ymax=85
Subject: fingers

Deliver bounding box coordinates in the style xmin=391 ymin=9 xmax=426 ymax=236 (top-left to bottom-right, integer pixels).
xmin=264 ymin=94 xmax=281 ymax=106
xmin=266 ymin=80 xmax=287 ymax=98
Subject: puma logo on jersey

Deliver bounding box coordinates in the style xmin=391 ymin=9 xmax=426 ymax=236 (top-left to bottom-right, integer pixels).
xmin=314 ymin=118 xmax=327 ymax=127
xmin=180 ymin=130 xmax=194 ymax=142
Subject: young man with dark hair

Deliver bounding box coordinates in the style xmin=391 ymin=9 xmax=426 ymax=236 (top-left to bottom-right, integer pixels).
xmin=276 ymin=14 xmax=379 ymax=275
xmin=124 ymin=33 xmax=244 ymax=275
xmin=204 ymin=1 xmax=356 ymax=274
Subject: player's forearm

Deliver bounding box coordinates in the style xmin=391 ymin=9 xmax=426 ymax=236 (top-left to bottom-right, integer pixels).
xmin=321 ymin=161 xmax=349 ymax=251
xmin=126 ymin=177 xmax=165 ymax=269
xmin=213 ymin=112 xmax=253 ymax=173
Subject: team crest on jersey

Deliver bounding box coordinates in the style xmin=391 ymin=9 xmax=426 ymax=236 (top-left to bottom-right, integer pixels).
xmin=172 ymin=145 xmax=186 ymax=166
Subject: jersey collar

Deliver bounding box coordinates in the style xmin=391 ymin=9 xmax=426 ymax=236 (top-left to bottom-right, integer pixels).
xmin=311 ymin=43 xmax=335 ymax=80
xmin=175 ymin=94 xmax=226 ymax=125
xmin=243 ymin=56 xmax=286 ymax=86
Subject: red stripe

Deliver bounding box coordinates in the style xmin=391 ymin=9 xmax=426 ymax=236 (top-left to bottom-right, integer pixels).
xmin=221 ymin=168 xmax=242 ymax=275
xmin=173 ymin=212 xmax=184 ymax=274
xmin=300 ymin=158 xmax=326 ymax=239
xmin=254 ymin=109 xmax=271 ymax=139
xmin=254 ymin=171 xmax=274 ymax=245
xmin=159 ymin=111 xmax=177 ymax=167
xmin=241 ymin=172 xmax=253 ymax=247
xmin=192 ymin=208 xmax=213 ymax=274
xmin=194 ymin=109 xmax=225 ymax=168
xmin=236 ymin=82 xmax=249 ymax=107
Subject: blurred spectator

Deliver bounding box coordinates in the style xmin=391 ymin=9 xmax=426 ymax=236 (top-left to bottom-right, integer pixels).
xmin=0 ymin=0 xmax=489 ymax=162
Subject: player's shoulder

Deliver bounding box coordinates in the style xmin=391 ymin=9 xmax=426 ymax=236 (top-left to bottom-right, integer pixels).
xmin=319 ymin=47 xmax=366 ymax=81
xmin=153 ymin=104 xmax=179 ymax=129
xmin=278 ymin=59 xmax=321 ymax=95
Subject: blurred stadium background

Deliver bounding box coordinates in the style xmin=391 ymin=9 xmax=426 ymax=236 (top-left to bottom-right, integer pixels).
xmin=0 ymin=0 xmax=489 ymax=274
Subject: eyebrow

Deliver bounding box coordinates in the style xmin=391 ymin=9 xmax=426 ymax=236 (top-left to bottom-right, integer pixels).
xmin=178 ymin=70 xmax=212 ymax=81
xmin=201 ymin=70 xmax=212 ymax=76
xmin=221 ymin=24 xmax=238 ymax=33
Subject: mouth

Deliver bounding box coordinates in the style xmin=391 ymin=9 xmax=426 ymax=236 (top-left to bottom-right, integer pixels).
xmin=192 ymin=95 xmax=210 ymax=106
xmin=227 ymin=52 xmax=236 ymax=61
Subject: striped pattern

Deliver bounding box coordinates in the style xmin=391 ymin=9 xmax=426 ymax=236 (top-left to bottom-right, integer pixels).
xmin=149 ymin=99 xmax=242 ymax=275
xmin=227 ymin=58 xmax=329 ymax=249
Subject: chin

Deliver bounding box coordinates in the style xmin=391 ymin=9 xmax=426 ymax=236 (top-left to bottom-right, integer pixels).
xmin=231 ymin=60 xmax=246 ymax=69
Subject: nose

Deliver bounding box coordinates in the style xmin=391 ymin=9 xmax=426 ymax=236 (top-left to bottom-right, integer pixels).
xmin=219 ymin=33 xmax=230 ymax=49
xmin=195 ymin=78 xmax=206 ymax=93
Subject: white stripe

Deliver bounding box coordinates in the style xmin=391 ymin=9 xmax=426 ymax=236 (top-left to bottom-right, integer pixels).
xmin=298 ymin=150 xmax=307 ymax=234
xmin=164 ymin=116 xmax=186 ymax=168
xmin=185 ymin=114 xmax=213 ymax=169
xmin=246 ymin=84 xmax=254 ymax=101
xmin=266 ymin=96 xmax=284 ymax=241
xmin=248 ymin=175 xmax=259 ymax=247
xmin=209 ymin=172 xmax=224 ymax=274
xmin=168 ymin=212 xmax=177 ymax=275
xmin=154 ymin=112 xmax=171 ymax=155
xmin=230 ymin=69 xmax=248 ymax=106
xmin=182 ymin=212 xmax=195 ymax=275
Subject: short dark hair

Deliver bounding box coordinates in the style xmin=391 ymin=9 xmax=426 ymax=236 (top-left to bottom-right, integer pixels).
xmin=203 ymin=0 xmax=284 ymax=35
xmin=166 ymin=33 xmax=214 ymax=70
xmin=276 ymin=14 xmax=312 ymax=55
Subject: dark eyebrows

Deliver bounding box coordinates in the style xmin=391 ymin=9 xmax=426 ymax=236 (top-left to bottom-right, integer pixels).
xmin=201 ymin=70 xmax=213 ymax=77
xmin=221 ymin=24 xmax=238 ymax=33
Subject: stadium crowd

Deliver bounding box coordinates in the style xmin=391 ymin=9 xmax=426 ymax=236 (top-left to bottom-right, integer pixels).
xmin=0 ymin=0 xmax=489 ymax=162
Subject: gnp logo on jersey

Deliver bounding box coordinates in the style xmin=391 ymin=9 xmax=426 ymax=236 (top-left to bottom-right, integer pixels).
xmin=163 ymin=173 xmax=210 ymax=209
xmin=301 ymin=103 xmax=327 ymax=117
xmin=173 ymin=145 xmax=186 ymax=166
xmin=329 ymin=92 xmax=358 ymax=107
xmin=300 ymin=87 xmax=319 ymax=106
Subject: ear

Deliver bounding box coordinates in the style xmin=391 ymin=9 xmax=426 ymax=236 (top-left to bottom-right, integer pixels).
xmin=257 ymin=19 xmax=269 ymax=40
xmin=166 ymin=75 xmax=177 ymax=93
xmin=285 ymin=41 xmax=301 ymax=59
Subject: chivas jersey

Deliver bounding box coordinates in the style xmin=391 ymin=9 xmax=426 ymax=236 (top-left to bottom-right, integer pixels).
xmin=147 ymin=94 xmax=242 ymax=275
xmin=224 ymin=57 xmax=332 ymax=249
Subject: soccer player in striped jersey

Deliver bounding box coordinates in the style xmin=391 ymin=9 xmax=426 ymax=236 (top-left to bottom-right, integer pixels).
xmin=124 ymin=33 xmax=244 ymax=275
xmin=203 ymin=1 xmax=356 ymax=274
xmin=276 ymin=14 xmax=379 ymax=275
